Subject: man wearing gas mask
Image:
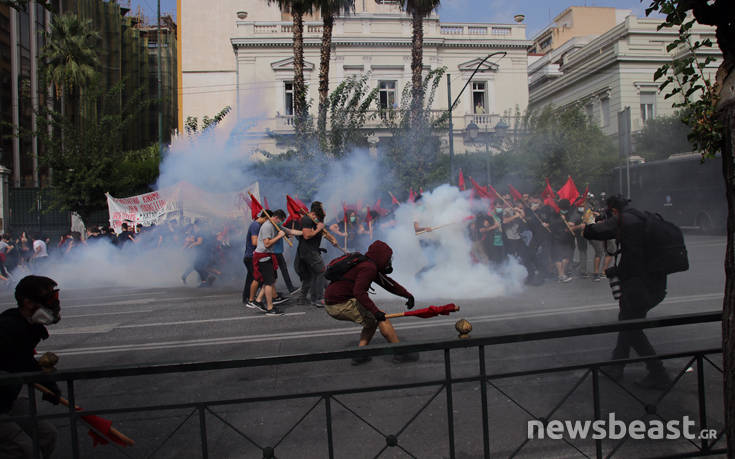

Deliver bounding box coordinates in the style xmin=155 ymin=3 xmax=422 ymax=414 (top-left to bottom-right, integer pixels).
xmin=0 ymin=275 xmax=62 ymax=458
xmin=324 ymin=240 xmax=417 ymax=365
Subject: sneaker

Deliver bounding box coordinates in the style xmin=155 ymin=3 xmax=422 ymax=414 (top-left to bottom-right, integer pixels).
xmin=273 ymin=296 xmax=288 ymax=305
xmin=312 ymin=299 xmax=325 ymax=308
xmin=592 ymin=273 xmax=601 ymax=282
xmin=248 ymin=300 xmax=267 ymax=312
xmin=558 ymin=275 xmax=573 ymax=283
xmin=392 ymin=352 xmax=420 ymax=363
xmin=350 ymin=356 xmax=372 ymax=366
xmin=599 ymin=272 xmax=607 ymax=279
xmin=265 ymin=308 xmax=284 ymax=316
xmin=635 ymin=370 xmax=671 ymax=390
xmin=288 ymin=287 xmax=301 ymax=297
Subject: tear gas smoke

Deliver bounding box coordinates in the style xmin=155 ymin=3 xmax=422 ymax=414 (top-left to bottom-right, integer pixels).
xmin=8 ymin=112 xmax=526 ymax=298
xmin=380 ymin=185 xmax=526 ymax=300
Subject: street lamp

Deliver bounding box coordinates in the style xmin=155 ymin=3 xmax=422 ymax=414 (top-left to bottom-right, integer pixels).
xmin=466 ymin=119 xmax=508 ymax=186
xmin=446 ymin=51 xmax=507 ymax=185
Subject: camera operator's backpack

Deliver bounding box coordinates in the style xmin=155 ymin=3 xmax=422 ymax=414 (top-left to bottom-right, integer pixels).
xmin=325 ymin=252 xmax=369 ymax=281
xmin=630 ymin=209 xmax=689 ymax=275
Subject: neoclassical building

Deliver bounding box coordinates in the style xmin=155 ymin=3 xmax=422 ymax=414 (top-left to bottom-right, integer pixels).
xmin=177 ymin=0 xmax=532 ymax=154
xmin=528 ymin=13 xmax=720 ymax=137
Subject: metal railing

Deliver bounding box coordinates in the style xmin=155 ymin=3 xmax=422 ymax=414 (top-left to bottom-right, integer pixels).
xmin=0 ymin=310 xmax=725 ymax=459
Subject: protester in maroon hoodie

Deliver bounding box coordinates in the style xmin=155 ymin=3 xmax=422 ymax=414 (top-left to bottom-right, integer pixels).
xmin=324 ymin=240 xmax=417 ymax=365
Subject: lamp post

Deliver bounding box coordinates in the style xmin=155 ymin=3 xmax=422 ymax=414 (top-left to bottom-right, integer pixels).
xmin=466 ymin=119 xmax=508 ymax=186
xmin=446 ymin=51 xmax=507 ymax=185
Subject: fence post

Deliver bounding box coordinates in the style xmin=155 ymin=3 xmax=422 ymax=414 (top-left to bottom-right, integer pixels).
xmin=444 ymin=349 xmax=456 ymax=459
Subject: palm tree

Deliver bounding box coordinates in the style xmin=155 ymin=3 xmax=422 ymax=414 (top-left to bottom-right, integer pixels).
xmin=402 ymin=0 xmax=441 ymax=125
xmin=40 ymin=13 xmax=100 ymax=125
xmin=314 ymin=0 xmax=355 ymax=146
xmin=268 ymin=0 xmax=315 ymax=135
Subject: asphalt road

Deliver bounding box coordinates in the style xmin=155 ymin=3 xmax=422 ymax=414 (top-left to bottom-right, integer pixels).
xmin=5 ymin=234 xmax=726 ymax=458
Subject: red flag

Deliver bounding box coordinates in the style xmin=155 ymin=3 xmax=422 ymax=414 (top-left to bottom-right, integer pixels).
xmin=404 ymin=304 xmax=459 ymax=318
xmin=408 ymin=189 xmax=415 ymax=203
xmin=508 ymin=184 xmax=523 ymax=202
xmin=541 ymin=178 xmax=555 ymax=199
xmin=458 ymin=169 xmax=466 ymax=191
xmin=366 ymin=206 xmax=373 ymax=223
xmin=487 ymin=184 xmax=501 ymax=201
xmin=469 ymin=177 xmax=492 ymax=200
xmin=286 ymin=195 xmax=308 ymax=224
xmin=557 ymin=176 xmax=579 ymax=203
xmin=389 ymin=192 xmax=400 ymax=207
xmin=574 ymin=185 xmax=589 ymax=207
xmin=374 ymin=198 xmax=389 ymax=216
xmin=249 ymin=193 xmax=263 ymax=220
xmin=84 ymin=414 xmax=129 ymax=447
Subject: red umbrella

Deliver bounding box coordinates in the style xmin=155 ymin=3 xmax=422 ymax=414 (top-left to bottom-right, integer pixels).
xmin=385 ymin=303 xmax=459 ymax=319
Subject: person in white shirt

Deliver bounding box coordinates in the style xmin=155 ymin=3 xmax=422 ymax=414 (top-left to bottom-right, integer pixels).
xmin=31 ymin=234 xmax=48 ymax=273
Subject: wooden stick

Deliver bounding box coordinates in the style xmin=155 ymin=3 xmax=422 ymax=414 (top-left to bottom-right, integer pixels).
xmin=249 ymin=193 xmax=293 ymax=247
xmin=298 ymin=209 xmax=346 ymax=254
xmin=495 ymin=194 xmax=528 ymax=224
xmin=385 ymin=311 xmax=408 ymax=319
xmin=415 ymin=221 xmax=457 ymax=236
xmin=559 ymin=213 xmax=577 ymax=237
xmin=343 ymin=217 xmax=348 ymax=252
xmin=33 ymin=384 xmax=135 ymax=446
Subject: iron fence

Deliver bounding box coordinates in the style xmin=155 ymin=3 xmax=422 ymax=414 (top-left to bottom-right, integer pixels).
xmin=0 ymin=310 xmax=726 ymax=459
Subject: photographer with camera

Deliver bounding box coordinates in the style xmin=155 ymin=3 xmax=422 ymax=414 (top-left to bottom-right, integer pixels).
xmin=583 ymin=195 xmax=671 ymax=389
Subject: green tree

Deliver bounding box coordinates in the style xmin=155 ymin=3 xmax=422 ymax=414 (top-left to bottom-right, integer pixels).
xmin=315 ymin=0 xmax=355 ymax=149
xmin=37 ymin=84 xmax=156 ymax=224
xmin=268 ymin=0 xmax=315 ymax=138
xmin=401 ymin=0 xmax=441 ymax=127
xmin=184 ymin=106 xmax=232 ymax=136
xmin=510 ymin=105 xmax=617 ymax=188
xmin=646 ymin=0 xmax=734 ymax=450
xmin=40 ymin=13 xmax=100 ymax=125
xmin=381 ymin=67 xmax=447 ymax=192
xmin=634 ymin=114 xmax=693 ymax=160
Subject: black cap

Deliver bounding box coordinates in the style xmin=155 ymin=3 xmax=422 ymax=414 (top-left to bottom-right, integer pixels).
xmin=15 ymin=275 xmax=58 ymax=308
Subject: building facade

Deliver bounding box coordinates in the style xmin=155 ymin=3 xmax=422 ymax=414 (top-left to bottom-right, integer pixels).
xmin=528 ymin=7 xmax=631 ymax=56
xmin=179 ymin=0 xmax=532 ymax=155
xmin=0 ymin=0 xmax=178 ymax=189
xmin=528 ymin=14 xmax=720 ymax=139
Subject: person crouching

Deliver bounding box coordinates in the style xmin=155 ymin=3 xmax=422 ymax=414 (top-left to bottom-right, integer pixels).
xmin=324 ymin=240 xmax=417 ymax=365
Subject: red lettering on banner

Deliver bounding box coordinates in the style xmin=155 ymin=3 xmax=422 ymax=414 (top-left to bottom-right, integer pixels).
xmin=142 ymin=192 xmax=160 ymax=203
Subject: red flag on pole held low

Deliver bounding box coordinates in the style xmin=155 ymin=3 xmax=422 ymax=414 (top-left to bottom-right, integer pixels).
xmin=250 ymin=194 xmax=263 ymax=220
xmin=557 ymin=176 xmax=579 ymax=203
xmin=458 ymin=169 xmax=466 ymax=191
xmin=385 ymin=304 xmax=460 ymax=319
xmin=508 ymin=184 xmax=523 ymax=201
xmin=541 ymin=178 xmax=555 ymax=200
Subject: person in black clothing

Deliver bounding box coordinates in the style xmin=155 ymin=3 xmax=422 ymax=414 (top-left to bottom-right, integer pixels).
xmin=550 ymin=199 xmax=575 ymax=282
xmin=294 ymin=201 xmax=338 ymax=306
xmin=0 ymin=276 xmax=62 ymax=458
xmin=584 ymin=195 xmax=671 ymax=389
xmin=117 ymin=223 xmax=136 ymax=248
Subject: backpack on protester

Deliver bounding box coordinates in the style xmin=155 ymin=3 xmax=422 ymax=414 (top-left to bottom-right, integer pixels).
xmin=630 ymin=209 xmax=689 ymax=275
xmin=324 ymin=252 xmax=369 ymax=282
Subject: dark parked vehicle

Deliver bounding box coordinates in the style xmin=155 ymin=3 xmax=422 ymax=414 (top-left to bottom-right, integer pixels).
xmin=612 ymin=153 xmax=726 ymax=233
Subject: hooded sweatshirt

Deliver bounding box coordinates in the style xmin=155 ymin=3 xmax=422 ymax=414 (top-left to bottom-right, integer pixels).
xmin=324 ymin=240 xmax=411 ymax=315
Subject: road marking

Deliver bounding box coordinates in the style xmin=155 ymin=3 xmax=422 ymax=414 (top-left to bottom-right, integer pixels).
xmin=117 ymin=312 xmax=307 ymax=328
xmin=61 ymin=294 xmax=229 ymax=309
xmin=43 ymin=293 xmax=722 ymax=356
xmin=52 ymin=325 xmax=118 ymax=335
xmin=64 ymin=309 xmax=154 ymax=319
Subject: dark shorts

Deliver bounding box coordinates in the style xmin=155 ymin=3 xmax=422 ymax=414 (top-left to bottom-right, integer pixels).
xmin=551 ymin=239 xmax=574 ymax=262
xmin=255 ymin=258 xmax=277 ymax=285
